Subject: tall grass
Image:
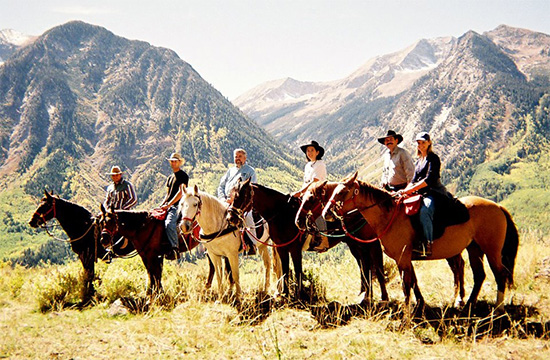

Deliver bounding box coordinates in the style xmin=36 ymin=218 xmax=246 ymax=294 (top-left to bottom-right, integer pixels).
xmin=1 ymin=230 xmax=549 ymax=358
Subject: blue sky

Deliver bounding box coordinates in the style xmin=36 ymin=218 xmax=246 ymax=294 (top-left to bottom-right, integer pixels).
xmin=1 ymin=0 xmax=549 ymax=99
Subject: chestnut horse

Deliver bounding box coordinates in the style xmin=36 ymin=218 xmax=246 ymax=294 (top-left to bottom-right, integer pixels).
xmin=324 ymin=173 xmax=519 ymax=311
xmin=296 ymin=180 xmax=467 ymax=307
xmin=29 ymin=190 xmax=109 ymax=303
xmin=227 ymin=179 xmax=386 ymax=302
xmin=99 ymin=204 xmax=202 ymax=295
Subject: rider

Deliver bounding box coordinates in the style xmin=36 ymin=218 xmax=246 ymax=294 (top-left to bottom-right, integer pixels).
xmin=400 ymin=132 xmax=449 ymax=257
xmin=103 ymin=165 xmax=137 ymax=262
xmin=292 ymin=140 xmax=329 ymax=252
xmin=160 ymin=152 xmax=189 ymax=260
xmin=378 ymin=130 xmax=415 ymax=192
xmin=217 ymin=148 xmax=257 ymax=252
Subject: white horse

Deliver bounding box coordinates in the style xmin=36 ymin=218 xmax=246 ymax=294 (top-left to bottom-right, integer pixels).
xmin=178 ymin=185 xmax=274 ymax=299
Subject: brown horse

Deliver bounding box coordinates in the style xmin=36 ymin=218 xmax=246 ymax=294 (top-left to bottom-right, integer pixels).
xmin=99 ymin=204 xmax=203 ymax=295
xmin=324 ymin=173 xmax=519 ymax=312
xmin=296 ymin=180 xmax=467 ymax=307
xmin=29 ymin=190 xmax=108 ymax=303
xmin=227 ymin=179 xmax=387 ymax=302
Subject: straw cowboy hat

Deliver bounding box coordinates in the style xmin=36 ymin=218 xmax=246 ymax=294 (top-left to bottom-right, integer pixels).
xmin=106 ymin=166 xmax=124 ymax=175
xmin=166 ymin=152 xmax=184 ymax=162
xmin=300 ymin=140 xmax=325 ymax=159
xmin=377 ymin=130 xmax=404 ymax=144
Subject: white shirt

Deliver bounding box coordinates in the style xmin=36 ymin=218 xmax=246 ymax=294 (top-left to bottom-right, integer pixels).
xmin=303 ymin=160 xmax=327 ymax=184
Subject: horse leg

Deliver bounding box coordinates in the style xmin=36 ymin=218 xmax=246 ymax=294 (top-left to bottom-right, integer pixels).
xmin=78 ymin=249 xmax=96 ymax=304
xmin=144 ymin=255 xmax=164 ymax=297
xmin=464 ymin=241 xmax=486 ymax=311
xmin=208 ymin=253 xmax=224 ymax=297
xmin=446 ymin=254 xmax=465 ymax=307
xmin=206 ymin=256 xmax=215 ymax=289
xmin=400 ymin=262 xmax=423 ymax=310
xmin=290 ymin=247 xmax=303 ymax=300
xmin=277 ymin=248 xmax=290 ymax=297
xmin=224 ymin=257 xmax=234 ymax=286
xmin=272 ymin=248 xmax=283 ymax=295
xmin=227 ymin=252 xmax=241 ymax=299
xmin=346 ymin=241 xmax=373 ymax=303
xmin=371 ymin=242 xmax=389 ymax=302
xmin=257 ymin=243 xmax=271 ymax=293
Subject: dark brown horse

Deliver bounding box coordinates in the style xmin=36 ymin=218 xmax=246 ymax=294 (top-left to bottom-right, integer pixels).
xmin=99 ymin=204 xmax=203 ymax=295
xmin=296 ymin=181 xmax=467 ymax=307
xmin=29 ymin=190 xmax=108 ymax=303
xmin=226 ymin=179 xmax=387 ymax=302
xmin=324 ymin=173 xmax=519 ymax=312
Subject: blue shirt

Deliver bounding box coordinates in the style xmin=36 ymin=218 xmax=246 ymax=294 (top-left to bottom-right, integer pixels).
xmin=217 ymin=164 xmax=257 ymax=200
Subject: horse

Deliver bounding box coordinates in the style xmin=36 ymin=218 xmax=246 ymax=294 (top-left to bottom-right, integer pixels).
xmin=323 ymin=173 xmax=519 ymax=312
xmin=99 ymin=204 xmax=203 ymax=296
xmin=178 ymin=185 xmax=273 ymax=299
xmin=227 ymin=179 xmax=385 ymax=302
xmin=29 ymin=190 xmax=109 ymax=303
xmin=296 ymin=180 xmax=467 ymax=307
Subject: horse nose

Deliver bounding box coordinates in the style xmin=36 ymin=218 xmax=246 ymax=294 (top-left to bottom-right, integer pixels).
xmin=180 ymin=219 xmax=192 ymax=232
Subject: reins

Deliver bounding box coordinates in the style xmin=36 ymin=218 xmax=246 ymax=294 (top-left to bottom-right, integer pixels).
xmin=35 ymin=198 xmax=98 ymax=243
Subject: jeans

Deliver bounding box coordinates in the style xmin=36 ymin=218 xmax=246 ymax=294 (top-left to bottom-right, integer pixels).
xmin=165 ymin=206 xmax=179 ymax=249
xmin=419 ymin=195 xmax=435 ymax=242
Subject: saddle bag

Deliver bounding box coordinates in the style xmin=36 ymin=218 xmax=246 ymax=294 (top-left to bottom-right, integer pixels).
xmin=403 ymin=194 xmax=423 ymax=216
xmin=151 ymin=207 xmax=167 ymax=221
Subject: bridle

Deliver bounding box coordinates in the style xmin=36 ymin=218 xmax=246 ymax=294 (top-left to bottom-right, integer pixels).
xmin=180 ymin=194 xmax=203 ymax=229
xmin=33 ymin=197 xmax=98 ymax=243
xmin=33 ymin=198 xmax=57 ymax=226
xmin=100 ymin=212 xmax=119 ymax=245
xmin=329 ymin=181 xmax=391 ymax=216
xmin=227 ymin=186 xmax=254 ymax=225
xmin=329 ymin=181 xmax=404 ymax=241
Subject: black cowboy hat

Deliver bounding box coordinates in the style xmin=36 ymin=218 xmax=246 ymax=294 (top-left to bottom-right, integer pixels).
xmin=377 ymin=130 xmax=403 ymax=144
xmin=300 ymin=140 xmax=325 ymax=160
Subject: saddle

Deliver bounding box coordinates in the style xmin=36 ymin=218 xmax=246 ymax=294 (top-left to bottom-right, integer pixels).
xmin=409 ymin=192 xmax=470 ymax=241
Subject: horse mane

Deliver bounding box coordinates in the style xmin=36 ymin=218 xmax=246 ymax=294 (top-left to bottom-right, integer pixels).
xmin=54 ymin=196 xmax=93 ymax=220
xmin=115 ymin=210 xmax=151 ymax=229
xmin=356 ymin=180 xmax=394 ymax=212
xmin=251 ymin=183 xmax=299 ymax=210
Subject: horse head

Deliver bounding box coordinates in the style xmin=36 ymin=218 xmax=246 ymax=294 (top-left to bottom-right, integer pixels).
xmin=29 ymin=189 xmax=57 ymax=228
xmin=179 ymin=184 xmax=202 ymax=234
xmin=226 ymin=178 xmax=253 ymax=227
xmin=295 ymin=180 xmax=329 ymax=231
xmin=99 ymin=203 xmax=118 ymax=247
xmin=322 ymin=172 xmax=359 ymax=219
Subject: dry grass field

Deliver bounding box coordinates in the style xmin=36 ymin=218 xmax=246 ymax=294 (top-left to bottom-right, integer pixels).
xmin=1 ymin=229 xmax=550 ymax=359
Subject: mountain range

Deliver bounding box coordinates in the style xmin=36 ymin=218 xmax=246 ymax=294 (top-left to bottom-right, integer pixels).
xmin=234 ymin=25 xmax=550 ymax=230
xmin=0 ymin=21 xmax=301 ymax=211
xmin=1 ymin=22 xmax=549 ymax=260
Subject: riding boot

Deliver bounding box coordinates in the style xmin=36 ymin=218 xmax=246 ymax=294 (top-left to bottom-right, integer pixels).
xmin=421 ymin=240 xmax=432 ymax=257
xmin=314 ymin=235 xmax=329 ymax=252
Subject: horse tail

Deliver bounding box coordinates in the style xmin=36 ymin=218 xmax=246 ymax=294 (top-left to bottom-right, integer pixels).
xmin=500 ymin=206 xmax=519 ymax=288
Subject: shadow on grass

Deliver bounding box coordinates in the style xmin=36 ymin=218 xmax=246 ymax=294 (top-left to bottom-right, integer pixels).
xmin=309 ymin=299 xmax=550 ymax=340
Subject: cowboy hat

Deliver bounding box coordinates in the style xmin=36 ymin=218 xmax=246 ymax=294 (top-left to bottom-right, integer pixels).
xmin=106 ymin=166 xmax=124 ymax=175
xmin=377 ymin=130 xmax=403 ymax=144
xmin=166 ymin=152 xmax=184 ymax=162
xmin=300 ymin=140 xmax=325 ymax=159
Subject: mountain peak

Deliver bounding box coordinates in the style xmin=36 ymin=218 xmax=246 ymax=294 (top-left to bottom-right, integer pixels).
xmin=0 ymin=29 xmax=34 ymax=46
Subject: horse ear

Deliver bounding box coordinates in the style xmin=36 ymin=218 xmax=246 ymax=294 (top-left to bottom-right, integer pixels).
xmin=44 ymin=189 xmax=51 ymax=199
xmin=110 ymin=204 xmax=115 ymax=213
xmin=243 ymin=178 xmax=251 ymax=186
xmin=193 ymin=184 xmax=199 ymax=196
xmin=344 ymin=172 xmax=358 ymax=186
xmin=100 ymin=203 xmax=106 ymax=215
